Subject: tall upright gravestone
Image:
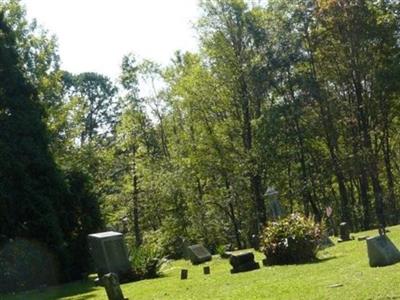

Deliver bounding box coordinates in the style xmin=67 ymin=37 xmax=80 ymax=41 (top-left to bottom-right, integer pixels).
xmin=367 ymin=230 xmax=400 ymax=267
xmin=102 ymin=273 xmax=127 ymax=300
xmin=338 ymin=222 xmax=351 ymax=242
xmin=88 ymin=232 xmax=132 ymax=280
xmin=265 ymin=187 xmax=283 ymax=220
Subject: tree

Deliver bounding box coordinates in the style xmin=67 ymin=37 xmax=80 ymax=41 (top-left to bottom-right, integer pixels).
xmin=0 ymin=12 xmax=69 ymax=288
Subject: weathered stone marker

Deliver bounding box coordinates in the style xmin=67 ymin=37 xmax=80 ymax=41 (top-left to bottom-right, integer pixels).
xmin=265 ymin=187 xmax=283 ymax=220
xmin=182 ymin=238 xmax=191 ymax=260
xmin=187 ymin=244 xmax=212 ymax=265
xmin=203 ymin=266 xmax=210 ymax=275
xmin=180 ymin=269 xmax=188 ymax=280
xmin=367 ymin=231 xmax=400 ymax=267
xmin=357 ymin=235 xmax=369 ymax=241
xmin=221 ymin=251 xmax=233 ymax=259
xmin=220 ymin=244 xmax=233 ymax=259
xmin=338 ymin=222 xmax=350 ymax=242
xmin=320 ymin=231 xmax=335 ymax=249
xmin=88 ymin=232 xmax=131 ymax=281
xmin=102 ymin=273 xmax=126 ymax=300
xmin=230 ymin=252 xmax=260 ymax=274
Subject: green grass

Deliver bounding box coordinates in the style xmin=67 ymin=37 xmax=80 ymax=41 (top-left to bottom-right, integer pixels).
xmin=4 ymin=225 xmax=400 ymax=300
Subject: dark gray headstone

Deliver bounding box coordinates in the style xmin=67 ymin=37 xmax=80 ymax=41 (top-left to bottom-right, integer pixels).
xmin=102 ymin=273 xmax=126 ymax=300
xmin=357 ymin=235 xmax=369 ymax=241
xmin=203 ymin=266 xmax=210 ymax=275
xmin=187 ymin=244 xmax=212 ymax=265
xmin=182 ymin=238 xmax=191 ymax=260
xmin=229 ymin=252 xmax=260 ymax=274
xmin=221 ymin=251 xmax=233 ymax=259
xmin=320 ymin=234 xmax=335 ymax=249
xmin=367 ymin=235 xmax=400 ymax=267
xmin=88 ymin=232 xmax=131 ymax=279
xmin=180 ymin=269 xmax=188 ymax=280
xmin=338 ymin=222 xmax=350 ymax=242
xmin=265 ymin=187 xmax=283 ymax=220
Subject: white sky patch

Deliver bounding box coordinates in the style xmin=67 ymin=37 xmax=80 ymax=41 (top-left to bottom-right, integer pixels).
xmin=21 ymin=0 xmax=200 ymax=80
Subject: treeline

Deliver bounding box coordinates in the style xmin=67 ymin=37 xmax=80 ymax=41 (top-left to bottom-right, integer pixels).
xmin=1 ymin=0 xmax=400 ymax=287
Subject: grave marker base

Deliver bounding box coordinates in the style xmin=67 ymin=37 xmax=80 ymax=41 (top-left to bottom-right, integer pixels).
xmin=230 ymin=261 xmax=260 ymax=274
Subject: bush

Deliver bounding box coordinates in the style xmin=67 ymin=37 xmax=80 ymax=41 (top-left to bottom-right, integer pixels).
xmin=260 ymin=213 xmax=322 ymax=265
xmin=129 ymin=246 xmax=164 ymax=280
xmin=0 ymin=239 xmax=59 ymax=293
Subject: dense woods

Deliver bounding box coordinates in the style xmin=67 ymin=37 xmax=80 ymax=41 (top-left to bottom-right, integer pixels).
xmin=1 ymin=0 xmax=400 ymax=289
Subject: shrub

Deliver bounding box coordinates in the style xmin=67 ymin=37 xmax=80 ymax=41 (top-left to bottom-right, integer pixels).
xmin=0 ymin=239 xmax=59 ymax=293
xmin=216 ymin=244 xmax=226 ymax=257
xmin=129 ymin=246 xmax=164 ymax=280
xmin=260 ymin=213 xmax=323 ymax=265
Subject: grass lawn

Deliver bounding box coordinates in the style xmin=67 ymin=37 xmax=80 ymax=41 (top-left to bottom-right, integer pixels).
xmin=3 ymin=225 xmax=400 ymax=300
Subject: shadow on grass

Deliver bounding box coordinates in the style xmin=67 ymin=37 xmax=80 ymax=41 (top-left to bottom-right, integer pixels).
xmin=261 ymin=255 xmax=338 ymax=267
xmin=305 ymin=256 xmax=338 ymax=265
xmin=47 ymin=279 xmax=99 ymax=300
xmin=2 ymin=279 xmax=99 ymax=300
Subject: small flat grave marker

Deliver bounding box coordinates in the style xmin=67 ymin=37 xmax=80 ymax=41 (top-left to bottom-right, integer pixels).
xmin=187 ymin=244 xmax=212 ymax=265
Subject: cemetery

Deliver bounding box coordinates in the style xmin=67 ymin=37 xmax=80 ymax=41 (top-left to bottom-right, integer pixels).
xmin=1 ymin=1 xmax=400 ymax=299
xmin=2 ymin=225 xmax=400 ymax=300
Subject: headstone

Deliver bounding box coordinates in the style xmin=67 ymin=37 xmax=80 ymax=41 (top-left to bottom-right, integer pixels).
xmin=230 ymin=252 xmax=260 ymax=274
xmin=203 ymin=266 xmax=210 ymax=275
xmin=187 ymin=244 xmax=212 ymax=265
xmin=265 ymin=187 xmax=283 ymax=220
xmin=320 ymin=232 xmax=335 ymax=249
xmin=221 ymin=251 xmax=233 ymax=259
xmin=367 ymin=233 xmax=400 ymax=267
xmin=182 ymin=238 xmax=191 ymax=260
xmin=180 ymin=269 xmax=188 ymax=280
xmin=101 ymin=273 xmax=126 ymax=300
xmin=338 ymin=222 xmax=350 ymax=242
xmin=88 ymin=232 xmax=132 ymax=281
xmin=357 ymin=235 xmax=369 ymax=241
xmin=220 ymin=244 xmax=233 ymax=259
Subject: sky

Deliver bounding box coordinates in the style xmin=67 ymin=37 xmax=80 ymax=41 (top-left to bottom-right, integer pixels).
xmin=21 ymin=0 xmax=200 ymax=80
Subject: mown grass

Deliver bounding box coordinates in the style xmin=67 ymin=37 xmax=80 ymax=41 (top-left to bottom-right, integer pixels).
xmin=3 ymin=225 xmax=400 ymax=300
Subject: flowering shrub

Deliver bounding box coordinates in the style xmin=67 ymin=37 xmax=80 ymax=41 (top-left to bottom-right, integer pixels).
xmin=261 ymin=213 xmax=322 ymax=265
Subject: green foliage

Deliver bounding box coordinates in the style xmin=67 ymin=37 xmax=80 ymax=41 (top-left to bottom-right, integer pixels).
xmin=0 ymin=11 xmax=73 ymax=289
xmin=62 ymin=170 xmax=103 ymax=279
xmin=128 ymin=246 xmax=163 ymax=280
xmin=216 ymin=244 xmax=225 ymax=256
xmin=0 ymin=5 xmax=103 ymax=291
xmin=261 ymin=213 xmax=322 ymax=265
xmin=0 ymin=239 xmax=59 ymax=293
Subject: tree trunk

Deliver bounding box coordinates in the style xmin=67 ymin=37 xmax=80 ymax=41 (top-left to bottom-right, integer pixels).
xmin=238 ymin=75 xmax=266 ymax=233
xmin=131 ymin=149 xmax=142 ymax=246
xmin=352 ymin=70 xmax=386 ymax=227
xmin=304 ymin=30 xmax=351 ymax=225
xmin=382 ymin=115 xmax=396 ymax=225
